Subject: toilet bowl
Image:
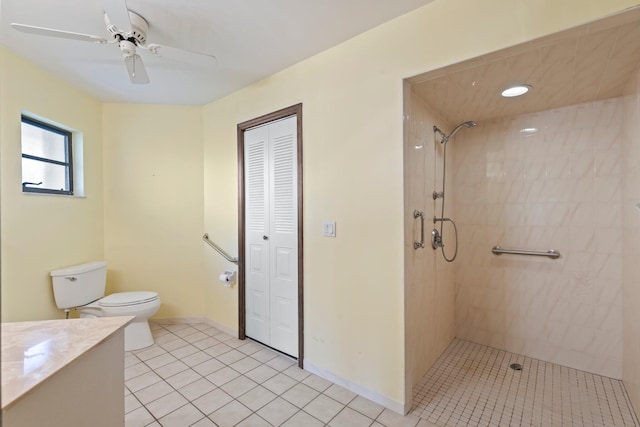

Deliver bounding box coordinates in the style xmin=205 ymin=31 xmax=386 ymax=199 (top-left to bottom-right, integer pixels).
xmin=50 ymin=262 xmax=161 ymax=351
xmin=79 ymin=291 xmax=160 ymax=351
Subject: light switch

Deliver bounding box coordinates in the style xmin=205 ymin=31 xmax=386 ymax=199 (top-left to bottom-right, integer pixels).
xmin=323 ymin=221 xmax=336 ymax=237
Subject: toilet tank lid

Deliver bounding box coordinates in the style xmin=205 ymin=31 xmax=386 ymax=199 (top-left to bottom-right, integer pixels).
xmin=99 ymin=291 xmax=159 ymax=307
xmin=50 ymin=261 xmax=107 ymax=277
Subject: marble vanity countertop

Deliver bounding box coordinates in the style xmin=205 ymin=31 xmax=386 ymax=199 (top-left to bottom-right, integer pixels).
xmin=1 ymin=316 xmax=133 ymax=411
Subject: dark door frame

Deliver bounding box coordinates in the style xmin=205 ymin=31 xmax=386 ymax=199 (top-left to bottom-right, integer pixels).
xmin=237 ymin=103 xmax=304 ymax=368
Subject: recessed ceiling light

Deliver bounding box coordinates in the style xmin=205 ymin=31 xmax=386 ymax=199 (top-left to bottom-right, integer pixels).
xmin=502 ymin=85 xmax=531 ymax=97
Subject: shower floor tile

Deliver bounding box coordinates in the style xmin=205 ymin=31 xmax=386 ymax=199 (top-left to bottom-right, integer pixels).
xmin=411 ymin=339 xmax=640 ymax=427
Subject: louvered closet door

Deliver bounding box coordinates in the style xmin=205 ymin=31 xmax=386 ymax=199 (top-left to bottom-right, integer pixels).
xmin=245 ymin=125 xmax=270 ymax=345
xmin=244 ymin=115 xmax=298 ymax=358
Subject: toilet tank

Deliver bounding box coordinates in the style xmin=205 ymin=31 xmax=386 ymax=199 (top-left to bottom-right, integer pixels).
xmin=50 ymin=261 xmax=107 ymax=309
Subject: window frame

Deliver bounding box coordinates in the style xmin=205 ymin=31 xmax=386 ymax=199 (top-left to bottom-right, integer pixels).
xmin=21 ymin=115 xmax=74 ymax=196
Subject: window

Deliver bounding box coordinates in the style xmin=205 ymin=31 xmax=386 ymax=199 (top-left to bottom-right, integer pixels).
xmin=21 ymin=116 xmax=73 ymax=195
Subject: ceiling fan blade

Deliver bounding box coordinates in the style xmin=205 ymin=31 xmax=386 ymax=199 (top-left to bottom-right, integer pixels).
xmin=11 ymin=23 xmax=108 ymax=43
xmin=101 ymin=0 xmax=132 ymax=33
xmin=124 ymin=54 xmax=149 ymax=84
xmin=145 ymin=43 xmax=217 ymax=64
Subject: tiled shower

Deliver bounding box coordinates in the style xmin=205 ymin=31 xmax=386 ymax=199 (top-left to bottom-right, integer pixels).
xmin=403 ymin=8 xmax=640 ymax=423
xmin=453 ymin=99 xmax=625 ymax=379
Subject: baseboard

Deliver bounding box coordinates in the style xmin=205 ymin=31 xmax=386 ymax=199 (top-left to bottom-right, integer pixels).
xmin=403 ymin=397 xmax=413 ymax=415
xmin=303 ymin=360 xmax=406 ymax=415
xmin=154 ymin=317 xmax=406 ymax=414
xmin=198 ymin=317 xmax=238 ymax=337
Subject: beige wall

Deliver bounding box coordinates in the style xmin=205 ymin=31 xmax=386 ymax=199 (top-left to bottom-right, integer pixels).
xmin=622 ymin=67 xmax=640 ymax=412
xmin=2 ymin=0 xmax=639 ymax=412
xmin=102 ymin=104 xmax=206 ymax=319
xmin=403 ymin=86 xmax=456 ymax=405
xmin=201 ymin=0 xmax=640 ymax=410
xmin=203 ymin=65 xmax=407 ymax=410
xmin=452 ymin=99 xmax=624 ymax=379
xmin=0 ymin=47 xmax=104 ymax=322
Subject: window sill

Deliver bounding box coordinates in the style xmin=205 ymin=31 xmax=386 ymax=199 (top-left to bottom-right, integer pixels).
xmin=22 ymin=192 xmax=86 ymax=198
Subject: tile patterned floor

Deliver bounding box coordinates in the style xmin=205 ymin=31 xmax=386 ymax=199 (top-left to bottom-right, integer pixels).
xmin=411 ymin=339 xmax=640 ymax=427
xmin=125 ymin=320 xmax=432 ymax=427
xmin=127 ymin=322 xmax=639 ymax=426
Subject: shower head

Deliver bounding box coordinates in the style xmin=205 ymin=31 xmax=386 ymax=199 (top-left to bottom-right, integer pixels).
xmin=440 ymin=121 xmax=477 ymax=144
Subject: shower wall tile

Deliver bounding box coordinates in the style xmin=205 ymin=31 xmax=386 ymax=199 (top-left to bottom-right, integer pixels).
xmin=453 ymin=98 xmax=624 ymax=379
xmin=403 ymin=88 xmax=456 ymax=402
xmin=622 ymin=67 xmax=640 ymax=413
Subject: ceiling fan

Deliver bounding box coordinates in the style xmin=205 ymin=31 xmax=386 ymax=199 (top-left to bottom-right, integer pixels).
xmin=10 ymin=0 xmax=216 ymax=84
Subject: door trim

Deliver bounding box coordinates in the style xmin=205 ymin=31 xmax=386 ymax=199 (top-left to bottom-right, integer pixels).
xmin=237 ymin=103 xmax=304 ymax=368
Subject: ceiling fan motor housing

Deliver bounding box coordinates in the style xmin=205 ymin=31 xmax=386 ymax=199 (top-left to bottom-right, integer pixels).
xmin=128 ymin=11 xmax=148 ymax=45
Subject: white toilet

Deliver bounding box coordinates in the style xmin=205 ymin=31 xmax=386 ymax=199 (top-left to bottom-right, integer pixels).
xmin=50 ymin=261 xmax=161 ymax=351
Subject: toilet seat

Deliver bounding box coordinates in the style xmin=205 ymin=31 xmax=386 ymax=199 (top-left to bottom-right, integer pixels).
xmin=80 ymin=293 xmax=161 ymax=319
xmin=99 ymin=291 xmax=158 ymax=307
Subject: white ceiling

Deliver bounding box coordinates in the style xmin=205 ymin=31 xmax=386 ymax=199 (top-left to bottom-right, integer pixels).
xmin=1 ymin=0 xmax=433 ymax=105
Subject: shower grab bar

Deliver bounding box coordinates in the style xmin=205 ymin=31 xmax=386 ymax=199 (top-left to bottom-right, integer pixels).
xmin=413 ymin=210 xmax=425 ymax=249
xmin=491 ymin=246 xmax=560 ymax=259
xmin=202 ymin=233 xmax=239 ymax=264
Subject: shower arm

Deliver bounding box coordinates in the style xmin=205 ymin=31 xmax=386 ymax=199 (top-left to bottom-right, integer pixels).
xmin=434 ymin=121 xmax=477 ymax=145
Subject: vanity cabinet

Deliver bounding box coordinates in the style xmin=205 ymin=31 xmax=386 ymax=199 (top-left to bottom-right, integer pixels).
xmin=2 ymin=317 xmax=133 ymax=427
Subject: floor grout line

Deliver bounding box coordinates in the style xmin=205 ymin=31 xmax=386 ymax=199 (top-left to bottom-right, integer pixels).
xmin=126 ymin=324 xmax=639 ymax=427
xmin=127 ymin=322 xmax=383 ymax=426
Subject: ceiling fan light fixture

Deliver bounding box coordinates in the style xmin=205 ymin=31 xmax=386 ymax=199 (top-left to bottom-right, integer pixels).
xmin=124 ymin=53 xmax=150 ymax=84
xmin=501 ymin=84 xmax=531 ymax=97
